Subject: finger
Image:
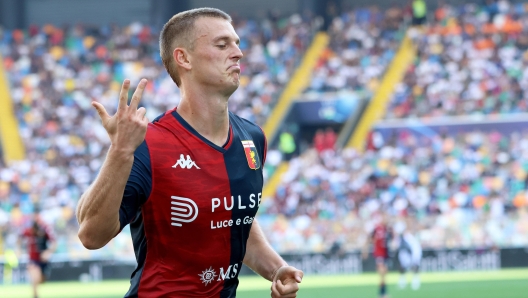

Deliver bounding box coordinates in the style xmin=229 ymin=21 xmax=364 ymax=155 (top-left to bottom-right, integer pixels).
xmin=129 ymin=79 xmax=147 ymax=110
xmin=295 ymin=271 xmax=303 ymax=283
xmin=142 ymin=114 xmax=149 ymax=125
xmin=118 ymin=79 xmax=131 ymax=111
xmin=136 ymin=107 xmax=147 ymax=119
xmin=92 ymin=102 xmax=111 ymax=123
xmin=271 ymin=285 xmax=298 ymax=298
xmin=271 ymin=288 xmax=297 ymax=298
xmin=275 ymin=279 xmax=299 ymax=295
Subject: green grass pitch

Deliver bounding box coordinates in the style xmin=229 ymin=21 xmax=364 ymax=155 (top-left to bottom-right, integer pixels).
xmin=1 ymin=269 xmax=527 ymax=297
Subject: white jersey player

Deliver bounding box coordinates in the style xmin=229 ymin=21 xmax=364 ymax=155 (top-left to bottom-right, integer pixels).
xmin=397 ymin=228 xmax=422 ymax=290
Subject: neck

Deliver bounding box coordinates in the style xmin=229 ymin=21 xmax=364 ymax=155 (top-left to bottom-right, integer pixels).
xmin=176 ymin=84 xmax=230 ymax=147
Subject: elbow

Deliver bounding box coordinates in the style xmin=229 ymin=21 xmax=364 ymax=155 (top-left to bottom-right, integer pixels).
xmin=78 ymin=225 xmax=107 ymax=250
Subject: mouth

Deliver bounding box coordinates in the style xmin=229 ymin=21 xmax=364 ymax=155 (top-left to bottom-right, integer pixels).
xmin=228 ymin=65 xmax=241 ymax=72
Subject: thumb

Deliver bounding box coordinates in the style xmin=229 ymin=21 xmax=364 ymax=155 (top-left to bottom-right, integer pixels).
xmin=92 ymin=101 xmax=110 ymax=123
xmin=294 ymin=271 xmax=303 ymax=283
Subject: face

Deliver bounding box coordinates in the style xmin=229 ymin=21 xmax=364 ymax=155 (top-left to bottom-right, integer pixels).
xmin=187 ymin=17 xmax=243 ymax=96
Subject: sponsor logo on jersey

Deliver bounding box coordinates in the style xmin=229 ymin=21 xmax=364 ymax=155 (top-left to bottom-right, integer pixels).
xmin=241 ymin=140 xmax=260 ymax=170
xmin=172 ymin=154 xmax=200 ymax=169
xmin=170 ymin=196 xmax=198 ymax=227
xmin=198 ymin=267 xmax=217 ymax=286
xmin=199 ymin=263 xmax=240 ymax=286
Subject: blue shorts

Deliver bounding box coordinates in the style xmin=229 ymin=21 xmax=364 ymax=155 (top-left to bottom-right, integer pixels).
xmin=30 ymin=260 xmax=49 ymax=276
xmin=375 ymin=256 xmax=390 ymax=266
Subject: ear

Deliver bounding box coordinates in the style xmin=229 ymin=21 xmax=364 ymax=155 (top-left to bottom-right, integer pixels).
xmin=173 ymin=47 xmax=192 ymax=71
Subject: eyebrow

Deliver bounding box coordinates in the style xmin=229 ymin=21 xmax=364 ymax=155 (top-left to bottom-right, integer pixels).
xmin=213 ymin=35 xmax=240 ymax=44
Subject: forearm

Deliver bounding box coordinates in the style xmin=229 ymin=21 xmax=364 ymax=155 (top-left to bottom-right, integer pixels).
xmin=76 ymin=146 xmax=134 ymax=249
xmin=243 ymin=219 xmax=288 ymax=281
xmin=47 ymin=241 xmax=57 ymax=253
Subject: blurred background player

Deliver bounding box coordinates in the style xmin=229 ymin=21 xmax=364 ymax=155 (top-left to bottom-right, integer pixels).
xmin=363 ymin=213 xmax=393 ymax=298
xmin=395 ymin=223 xmax=422 ymax=290
xmin=19 ymin=209 xmax=56 ymax=298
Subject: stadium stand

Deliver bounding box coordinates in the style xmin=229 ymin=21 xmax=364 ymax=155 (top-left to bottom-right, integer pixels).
xmin=260 ymin=2 xmax=528 ymax=254
xmin=386 ymin=1 xmax=528 ymax=118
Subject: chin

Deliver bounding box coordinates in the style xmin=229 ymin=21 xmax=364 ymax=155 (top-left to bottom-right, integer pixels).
xmin=221 ymin=81 xmax=239 ymax=97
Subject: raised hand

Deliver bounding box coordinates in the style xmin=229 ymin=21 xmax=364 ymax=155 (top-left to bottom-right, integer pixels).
xmin=92 ymin=79 xmax=149 ymax=155
xmin=271 ymin=266 xmax=303 ymax=298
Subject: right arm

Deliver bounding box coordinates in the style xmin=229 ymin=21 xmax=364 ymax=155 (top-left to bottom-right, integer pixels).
xmin=362 ymin=230 xmax=373 ymax=259
xmin=76 ymin=148 xmax=135 ymax=249
xmin=76 ymin=79 xmax=148 ymax=250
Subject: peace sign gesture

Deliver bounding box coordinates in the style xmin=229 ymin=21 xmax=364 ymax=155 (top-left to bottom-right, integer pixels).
xmin=92 ymin=79 xmax=149 ymax=155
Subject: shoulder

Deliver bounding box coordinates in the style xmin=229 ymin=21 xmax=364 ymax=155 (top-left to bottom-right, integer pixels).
xmin=147 ymin=110 xmax=176 ymax=130
xmin=22 ymin=228 xmax=31 ymax=236
xmin=37 ymin=222 xmax=55 ymax=239
xmin=229 ymin=112 xmax=266 ymax=139
xmin=145 ymin=110 xmax=179 ymax=142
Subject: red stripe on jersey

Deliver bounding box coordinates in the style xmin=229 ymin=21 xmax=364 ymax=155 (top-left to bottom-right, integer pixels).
xmin=373 ymin=224 xmax=389 ymax=258
xmin=138 ymin=114 xmax=233 ymax=297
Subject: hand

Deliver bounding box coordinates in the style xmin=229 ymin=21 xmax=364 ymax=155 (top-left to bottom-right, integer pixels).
xmin=271 ymin=266 xmax=303 ymax=298
xmin=362 ymin=250 xmax=369 ymax=260
xmin=41 ymin=250 xmax=52 ymax=262
xmin=92 ymin=79 xmax=149 ymax=155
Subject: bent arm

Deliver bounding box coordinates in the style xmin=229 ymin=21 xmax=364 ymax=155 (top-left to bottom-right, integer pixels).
xmin=41 ymin=237 xmax=57 ymax=262
xmin=243 ymin=219 xmax=288 ymax=281
xmin=362 ymin=232 xmax=372 ymax=259
xmin=76 ymin=146 xmax=134 ymax=249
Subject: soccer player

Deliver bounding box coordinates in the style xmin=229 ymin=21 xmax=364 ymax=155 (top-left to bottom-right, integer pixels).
xmin=363 ymin=214 xmax=393 ymax=298
xmin=76 ymin=8 xmax=303 ymax=298
xmin=397 ymin=227 xmax=422 ymax=290
xmin=20 ymin=211 xmax=56 ymax=298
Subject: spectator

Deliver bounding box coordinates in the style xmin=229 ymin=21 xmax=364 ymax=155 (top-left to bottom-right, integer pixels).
xmin=279 ymin=129 xmax=297 ymax=161
xmin=412 ymin=0 xmax=427 ymax=26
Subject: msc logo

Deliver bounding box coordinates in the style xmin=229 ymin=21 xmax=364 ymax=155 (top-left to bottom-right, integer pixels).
xmin=198 ymin=267 xmax=217 ymax=286
xmin=172 ymin=154 xmax=200 ymax=169
xmin=170 ymin=196 xmax=198 ymax=227
xmin=199 ymin=264 xmax=240 ymax=286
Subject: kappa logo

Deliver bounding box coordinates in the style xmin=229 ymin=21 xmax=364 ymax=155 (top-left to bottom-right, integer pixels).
xmin=170 ymin=196 xmax=198 ymax=227
xmin=172 ymin=154 xmax=200 ymax=169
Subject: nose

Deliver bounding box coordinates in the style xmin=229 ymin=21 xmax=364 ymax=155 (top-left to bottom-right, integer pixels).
xmin=231 ymin=44 xmax=243 ymax=62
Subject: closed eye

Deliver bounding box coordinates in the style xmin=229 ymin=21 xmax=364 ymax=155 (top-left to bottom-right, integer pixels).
xmin=217 ymin=44 xmax=227 ymax=49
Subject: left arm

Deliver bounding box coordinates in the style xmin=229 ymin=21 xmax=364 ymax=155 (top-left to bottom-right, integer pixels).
xmin=244 ymin=219 xmax=303 ymax=297
xmin=41 ymin=240 xmax=57 ymax=262
xmin=41 ymin=230 xmax=57 ymax=262
xmin=243 ymin=218 xmax=287 ymax=281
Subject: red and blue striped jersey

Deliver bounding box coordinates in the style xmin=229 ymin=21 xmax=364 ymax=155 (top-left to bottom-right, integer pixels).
xmin=118 ymin=109 xmax=267 ymax=297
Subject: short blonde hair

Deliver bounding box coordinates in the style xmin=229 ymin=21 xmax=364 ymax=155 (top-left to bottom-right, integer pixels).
xmin=159 ymin=8 xmax=232 ymax=87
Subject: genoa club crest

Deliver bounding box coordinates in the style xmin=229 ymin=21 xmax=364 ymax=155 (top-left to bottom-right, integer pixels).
xmin=241 ymin=140 xmax=261 ymax=170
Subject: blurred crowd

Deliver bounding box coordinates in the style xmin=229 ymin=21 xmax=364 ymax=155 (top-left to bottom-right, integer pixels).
xmin=260 ymin=129 xmax=528 ymax=253
xmin=387 ymin=0 xmax=528 ymax=118
xmin=259 ymin=0 xmax=528 ymax=253
xmin=0 ymin=13 xmax=318 ymax=259
xmin=304 ymin=5 xmax=404 ymax=105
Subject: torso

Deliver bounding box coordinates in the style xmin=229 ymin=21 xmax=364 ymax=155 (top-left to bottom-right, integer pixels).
xmin=373 ymin=224 xmax=391 ymax=258
xmin=128 ymin=110 xmax=266 ymax=298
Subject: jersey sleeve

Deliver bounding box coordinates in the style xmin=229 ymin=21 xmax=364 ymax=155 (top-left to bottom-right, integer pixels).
xmin=118 ymin=140 xmax=152 ymax=231
xmin=256 ymin=125 xmax=267 ymax=165
xmin=44 ymin=224 xmax=55 ymax=242
xmin=262 ymin=128 xmax=267 ymax=165
xmin=22 ymin=228 xmax=30 ymax=238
